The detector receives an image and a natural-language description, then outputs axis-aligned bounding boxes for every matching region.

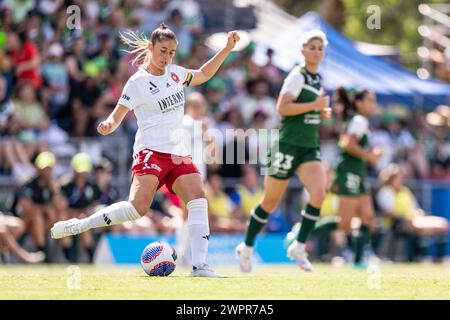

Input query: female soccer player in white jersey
[51,23,240,277]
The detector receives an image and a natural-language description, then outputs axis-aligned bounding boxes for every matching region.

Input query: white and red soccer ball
[140,241,177,276]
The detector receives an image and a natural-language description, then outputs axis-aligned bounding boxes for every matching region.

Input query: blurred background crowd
[0,0,449,265]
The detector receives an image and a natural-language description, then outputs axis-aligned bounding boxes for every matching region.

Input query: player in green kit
[332,89,382,268]
[236,30,332,272]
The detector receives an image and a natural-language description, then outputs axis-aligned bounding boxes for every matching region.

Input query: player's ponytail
[335,87,355,121]
[120,23,177,68]
[120,30,152,68]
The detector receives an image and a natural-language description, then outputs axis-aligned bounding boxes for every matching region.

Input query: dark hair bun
[159,22,168,30]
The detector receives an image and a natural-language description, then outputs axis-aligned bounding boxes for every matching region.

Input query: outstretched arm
[188,31,240,87]
[97,104,129,135]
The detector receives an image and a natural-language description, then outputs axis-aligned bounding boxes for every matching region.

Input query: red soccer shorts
[131,148,199,194]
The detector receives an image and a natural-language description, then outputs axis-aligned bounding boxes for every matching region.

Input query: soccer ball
[140,241,177,276]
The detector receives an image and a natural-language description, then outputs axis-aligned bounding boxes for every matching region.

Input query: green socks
[353,225,370,263]
[244,205,270,247]
[297,204,321,243]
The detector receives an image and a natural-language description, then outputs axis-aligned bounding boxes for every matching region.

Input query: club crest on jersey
[170,72,179,83]
[149,81,160,94]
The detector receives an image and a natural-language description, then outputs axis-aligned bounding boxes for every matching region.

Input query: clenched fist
[97,121,114,135]
[225,31,240,51]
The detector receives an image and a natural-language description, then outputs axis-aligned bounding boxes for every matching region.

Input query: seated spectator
[205,173,246,233]
[0,76,35,181]
[370,110,426,177]
[230,165,263,221]
[93,158,120,207]
[86,158,121,239]
[59,153,100,262]
[17,151,66,261]
[0,210,45,263]
[376,163,449,262]
[11,78,68,160]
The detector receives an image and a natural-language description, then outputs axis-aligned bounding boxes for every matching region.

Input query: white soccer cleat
[51,218,82,239]
[235,242,253,273]
[190,264,225,278]
[287,240,313,272]
[26,251,46,264]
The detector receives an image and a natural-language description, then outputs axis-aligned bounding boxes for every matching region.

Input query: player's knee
[183,189,206,203]
[310,188,326,206]
[129,200,149,216]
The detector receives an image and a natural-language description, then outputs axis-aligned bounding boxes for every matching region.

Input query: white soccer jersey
[118,64,194,156]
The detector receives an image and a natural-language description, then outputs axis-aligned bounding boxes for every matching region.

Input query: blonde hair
[120,23,177,68]
[120,30,152,68]
[300,29,328,48]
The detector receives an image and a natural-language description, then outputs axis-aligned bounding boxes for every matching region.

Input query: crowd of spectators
[0,0,449,263]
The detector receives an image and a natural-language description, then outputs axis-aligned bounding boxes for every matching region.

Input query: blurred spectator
[376,164,449,262]
[240,45,264,81]
[41,42,69,119]
[203,77,227,117]
[0,211,45,263]
[370,109,428,178]
[88,30,120,78]
[215,107,250,180]
[247,109,274,167]
[166,0,204,35]
[2,0,36,25]
[230,165,263,220]
[0,76,36,180]
[7,29,42,88]
[93,158,120,207]
[12,81,49,133]
[423,105,450,179]
[262,48,284,95]
[240,77,278,128]
[24,10,46,46]
[71,75,113,137]
[133,0,168,33]
[16,151,65,261]
[166,8,193,60]
[183,91,215,180]
[205,173,246,233]
[59,153,100,262]
[0,7,15,34]
[11,80,65,156]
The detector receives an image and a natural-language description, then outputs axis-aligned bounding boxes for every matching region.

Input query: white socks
[79,201,141,232]
[176,221,191,266]
[187,198,210,268]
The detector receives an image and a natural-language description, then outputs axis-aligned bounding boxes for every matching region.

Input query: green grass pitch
[1,264,449,299]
